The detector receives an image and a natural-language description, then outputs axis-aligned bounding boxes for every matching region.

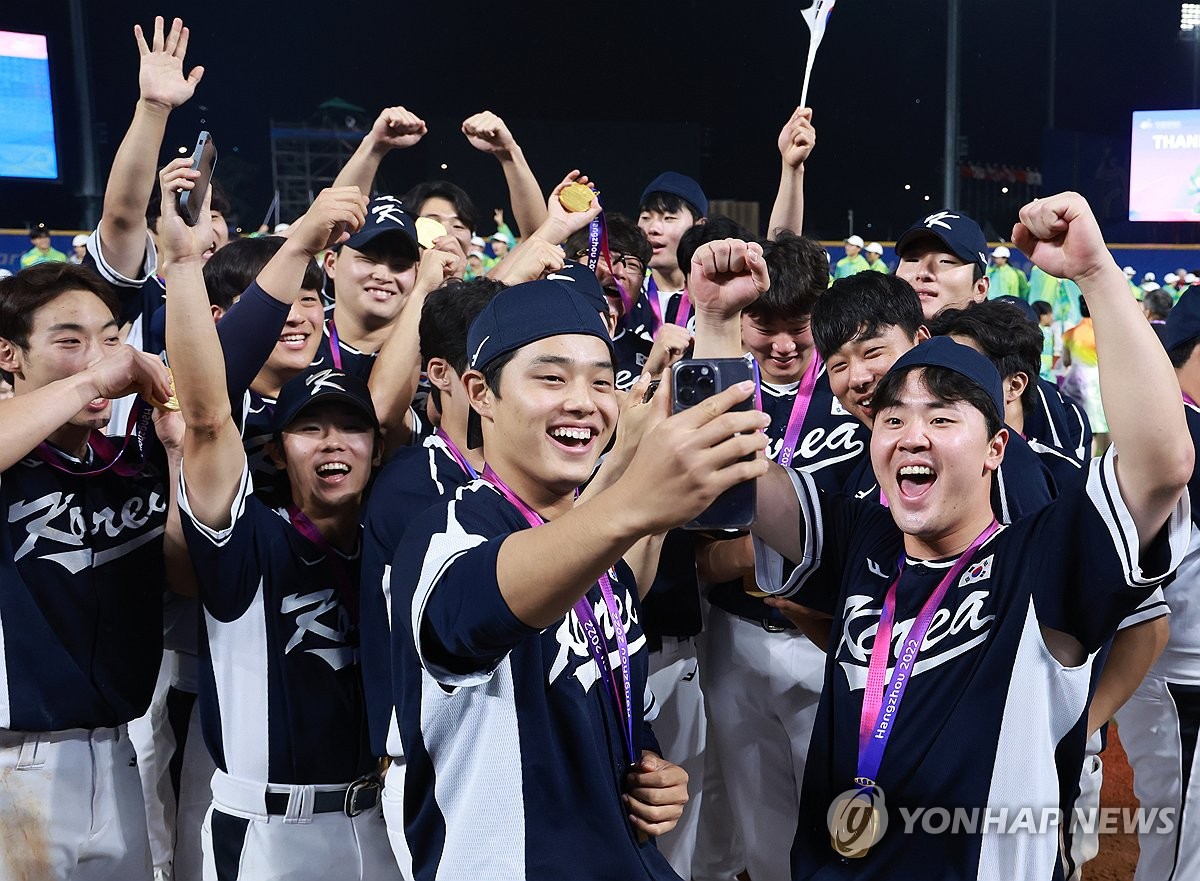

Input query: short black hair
[639,191,702,225]
[677,216,754,280]
[1143,290,1173,320]
[565,213,652,268]
[812,272,925,360]
[420,278,507,375]
[871,364,1004,439]
[1169,338,1200,368]
[0,264,122,383]
[203,236,322,312]
[146,177,232,232]
[748,232,828,324]
[402,181,479,235]
[1032,300,1053,318]
[927,300,1042,416]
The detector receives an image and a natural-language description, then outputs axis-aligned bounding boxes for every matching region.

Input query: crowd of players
[2,15,1198,881]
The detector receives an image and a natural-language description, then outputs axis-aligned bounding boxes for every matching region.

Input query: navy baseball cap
[895,210,989,275]
[545,261,609,315]
[639,172,708,218]
[1166,285,1200,350]
[272,367,380,434]
[343,196,419,259]
[885,336,1005,419]
[466,279,615,448]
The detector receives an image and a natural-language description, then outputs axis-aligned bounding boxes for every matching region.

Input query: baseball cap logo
[371,197,409,227]
[470,335,491,368]
[305,369,346,396]
[923,211,960,231]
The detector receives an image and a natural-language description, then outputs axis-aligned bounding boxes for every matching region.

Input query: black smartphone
[177,131,217,227]
[672,357,757,530]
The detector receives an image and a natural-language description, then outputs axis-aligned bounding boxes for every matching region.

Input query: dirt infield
[1088,725,1138,881]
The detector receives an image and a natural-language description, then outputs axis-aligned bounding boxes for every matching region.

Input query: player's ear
[914,325,931,344]
[974,273,990,302]
[322,249,338,278]
[983,426,1008,475]
[463,369,493,419]
[266,437,287,471]
[0,338,24,379]
[426,357,453,392]
[1004,372,1028,406]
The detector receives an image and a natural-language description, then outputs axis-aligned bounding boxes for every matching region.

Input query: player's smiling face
[326,242,418,328]
[741,313,815,385]
[267,288,325,376]
[1,288,122,431]
[895,239,988,320]
[870,369,1006,557]
[477,334,618,502]
[277,401,379,513]
[826,324,927,428]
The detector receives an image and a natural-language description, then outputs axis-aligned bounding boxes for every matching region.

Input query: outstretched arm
[100,16,204,279]
[332,106,426,196]
[462,111,547,236]
[1013,193,1193,548]
[766,107,815,239]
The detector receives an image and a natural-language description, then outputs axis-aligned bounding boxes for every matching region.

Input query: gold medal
[149,367,180,413]
[415,216,447,249]
[558,182,596,213]
[828,795,882,859]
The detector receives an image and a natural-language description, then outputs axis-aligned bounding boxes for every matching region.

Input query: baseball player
[745,193,1191,878]
[161,163,396,880]
[631,172,708,338]
[389,278,769,879]
[1112,285,1200,881]
[0,262,178,880]
[894,210,1092,462]
[693,231,868,881]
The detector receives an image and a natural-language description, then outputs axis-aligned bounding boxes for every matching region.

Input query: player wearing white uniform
[1113,286,1200,881]
[702,194,1192,878]
[0,263,179,880]
[160,164,398,880]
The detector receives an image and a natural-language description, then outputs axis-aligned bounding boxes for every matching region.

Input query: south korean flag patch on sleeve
[958,554,994,587]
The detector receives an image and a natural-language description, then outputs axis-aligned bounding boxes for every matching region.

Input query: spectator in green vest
[864,241,889,273]
[985,245,1030,300]
[833,234,870,278]
[19,228,68,269]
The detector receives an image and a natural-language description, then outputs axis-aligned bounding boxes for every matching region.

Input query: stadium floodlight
[1183,3,1200,32]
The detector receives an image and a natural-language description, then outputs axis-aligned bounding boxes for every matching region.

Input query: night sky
[3,0,1197,242]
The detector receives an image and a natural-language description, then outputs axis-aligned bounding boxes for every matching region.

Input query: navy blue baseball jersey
[1027,378,1092,463]
[842,427,1054,526]
[179,463,374,785]
[754,452,1188,879]
[612,328,655,392]
[391,481,678,880]
[0,447,167,730]
[313,313,378,381]
[708,369,868,626]
[361,433,476,758]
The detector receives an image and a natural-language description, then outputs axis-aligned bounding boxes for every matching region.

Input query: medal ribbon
[752,353,824,469]
[328,320,344,371]
[855,520,1000,790]
[587,210,633,320]
[481,464,636,767]
[645,277,691,334]
[434,427,478,479]
[34,398,154,478]
[286,505,358,620]
[1184,391,1197,407]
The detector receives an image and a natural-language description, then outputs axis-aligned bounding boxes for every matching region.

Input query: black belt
[263,775,381,818]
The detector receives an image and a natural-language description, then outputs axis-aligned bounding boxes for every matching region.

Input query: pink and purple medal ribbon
[34,398,154,478]
[1184,391,1198,407]
[645,277,691,334]
[481,464,636,767]
[752,352,824,468]
[434,428,478,479]
[587,210,633,320]
[327,320,344,371]
[854,520,1000,792]
[286,505,358,620]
